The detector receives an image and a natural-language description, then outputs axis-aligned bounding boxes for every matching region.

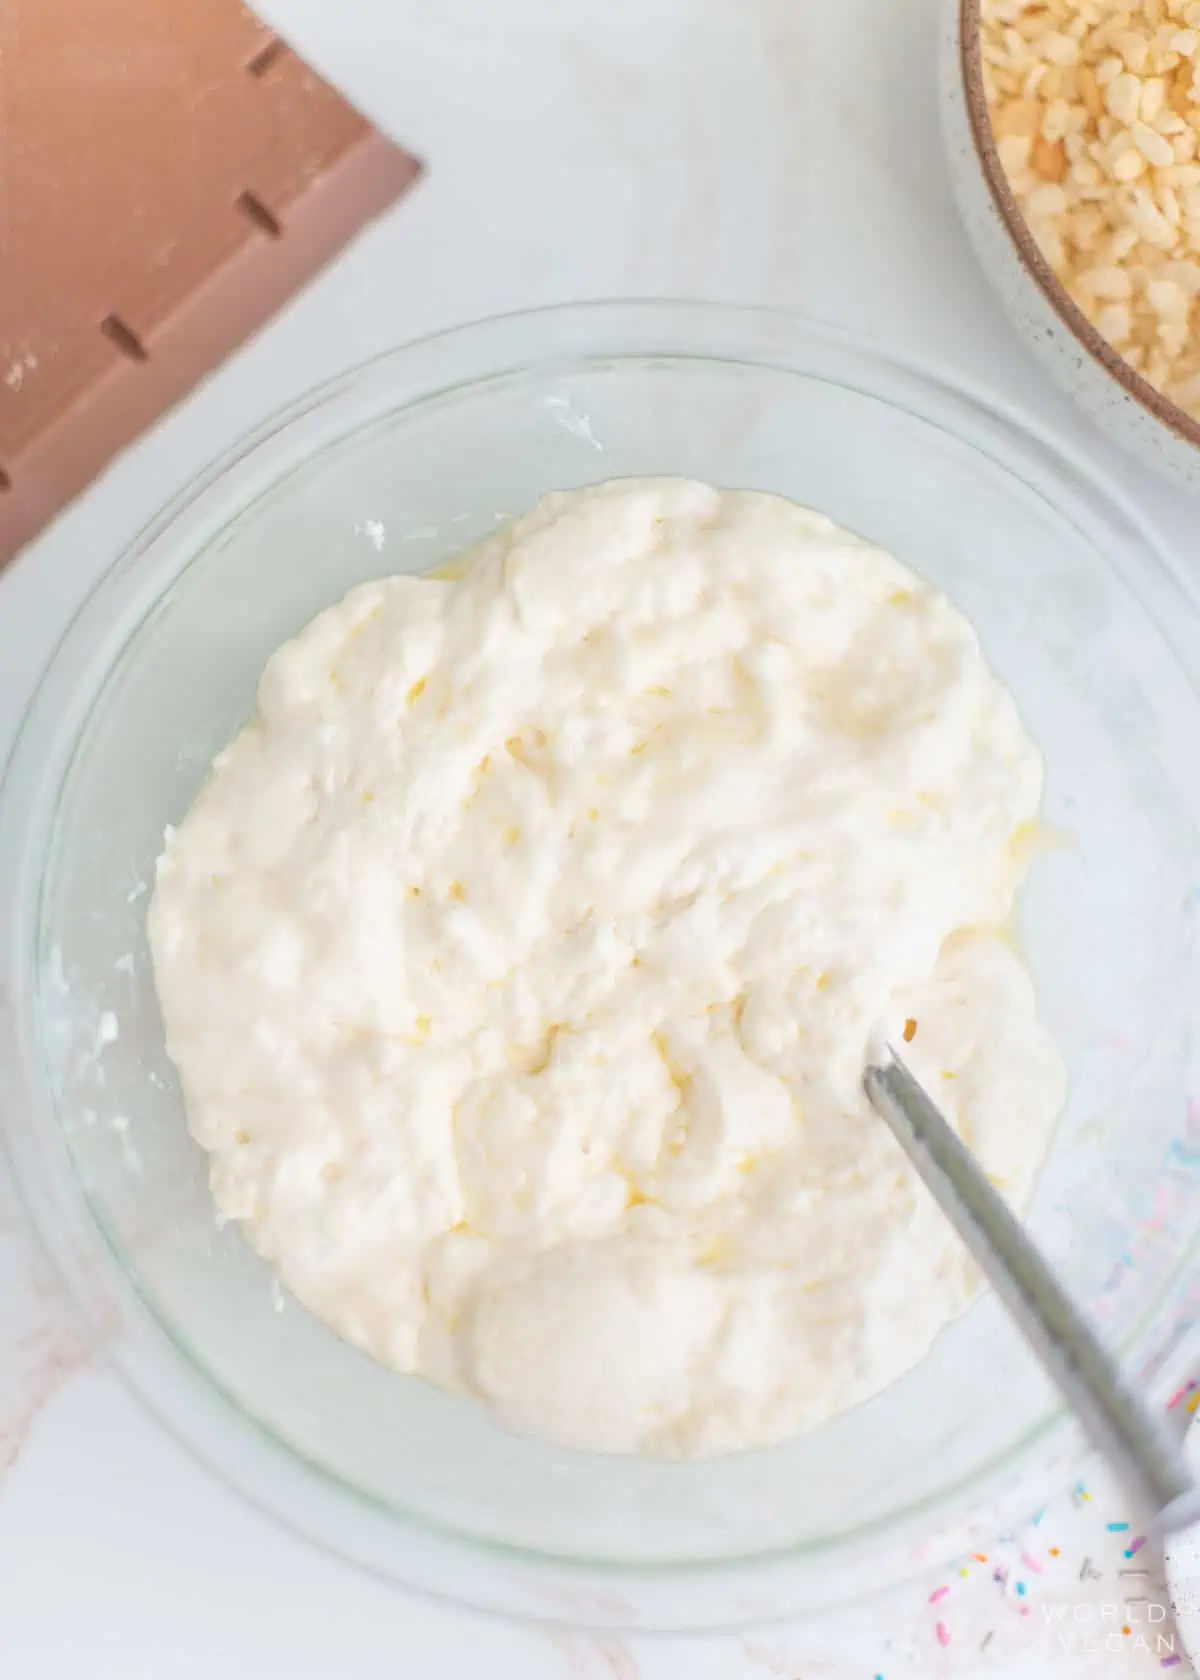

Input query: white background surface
[1,0,1198,1674]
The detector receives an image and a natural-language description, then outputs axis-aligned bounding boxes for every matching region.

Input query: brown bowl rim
[959,0,1200,454]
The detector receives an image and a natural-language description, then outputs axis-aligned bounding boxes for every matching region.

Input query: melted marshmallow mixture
[149,478,1064,1458]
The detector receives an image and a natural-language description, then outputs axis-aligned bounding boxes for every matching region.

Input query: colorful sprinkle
[1188,1389,1200,1414]
[993,1568,1008,1586]
[1016,1581,1027,1597]
[936,1621,951,1647]
[1162,1657,1182,1670]
[1123,1625,1132,1636]
[1107,1521,1131,1532]
[930,1586,950,1605]
[959,1566,969,1577]
[973,1552,989,1564]
[1166,1380,1197,1410]
[1125,1535,1148,1557]
[1021,1553,1043,1575]
[1049,1546,1060,1557]
[1030,1507,1044,1526]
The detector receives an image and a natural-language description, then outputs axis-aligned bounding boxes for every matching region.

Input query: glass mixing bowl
[3,303,1200,1630]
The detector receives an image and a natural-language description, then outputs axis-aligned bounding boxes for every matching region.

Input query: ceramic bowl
[942,0,1200,490]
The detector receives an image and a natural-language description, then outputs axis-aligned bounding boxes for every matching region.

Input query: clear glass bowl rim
[3,300,1199,1627]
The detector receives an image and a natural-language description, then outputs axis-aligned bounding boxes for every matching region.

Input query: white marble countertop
[1,1,1198,1673]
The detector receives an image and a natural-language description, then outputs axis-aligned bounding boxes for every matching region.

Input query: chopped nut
[1035,134,1069,178]
[983,0,1200,421]
[1132,117,1175,164]
[1107,70,1144,124]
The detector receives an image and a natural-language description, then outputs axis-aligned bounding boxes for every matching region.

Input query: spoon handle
[864,1052,1200,1535]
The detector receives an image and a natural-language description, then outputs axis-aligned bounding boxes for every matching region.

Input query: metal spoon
[864,1048,1200,1536]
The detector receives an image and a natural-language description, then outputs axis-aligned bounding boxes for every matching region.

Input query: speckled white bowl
[940,0,1200,491]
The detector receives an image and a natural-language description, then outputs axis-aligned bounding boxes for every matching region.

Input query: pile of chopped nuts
[981,0,1200,422]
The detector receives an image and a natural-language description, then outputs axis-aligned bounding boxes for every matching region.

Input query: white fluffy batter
[149,478,1064,1458]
